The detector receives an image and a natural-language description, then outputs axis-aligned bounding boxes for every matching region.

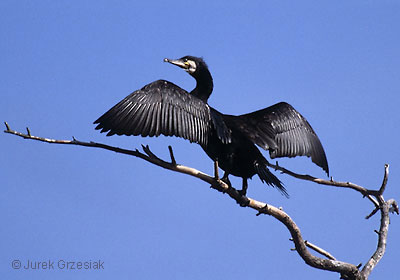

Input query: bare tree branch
[4,122,398,280]
[361,198,390,278]
[289,238,337,261]
[266,161,380,208]
[378,164,389,195]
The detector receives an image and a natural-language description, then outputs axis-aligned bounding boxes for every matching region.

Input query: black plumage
[94,56,329,196]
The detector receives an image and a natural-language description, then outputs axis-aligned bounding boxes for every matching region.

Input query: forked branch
[4,122,397,280]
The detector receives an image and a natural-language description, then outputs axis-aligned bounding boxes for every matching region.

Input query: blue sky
[2,1,399,279]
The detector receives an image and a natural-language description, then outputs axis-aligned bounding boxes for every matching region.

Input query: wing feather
[94,80,212,145]
[149,102,160,137]
[235,102,329,175]
[141,103,154,137]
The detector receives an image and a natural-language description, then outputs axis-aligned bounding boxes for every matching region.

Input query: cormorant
[94,56,329,196]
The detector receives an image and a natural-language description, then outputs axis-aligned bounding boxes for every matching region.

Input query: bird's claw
[237,195,250,207]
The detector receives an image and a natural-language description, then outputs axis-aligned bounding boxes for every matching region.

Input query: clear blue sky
[2,1,399,279]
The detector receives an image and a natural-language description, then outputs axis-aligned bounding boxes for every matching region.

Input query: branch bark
[4,122,398,279]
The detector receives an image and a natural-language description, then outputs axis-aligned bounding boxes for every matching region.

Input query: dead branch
[266,161,380,208]
[4,122,397,280]
[361,197,391,278]
[289,238,337,261]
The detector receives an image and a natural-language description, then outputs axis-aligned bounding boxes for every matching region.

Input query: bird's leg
[210,169,231,193]
[221,173,249,207]
[221,171,232,188]
[237,178,250,207]
[238,178,248,197]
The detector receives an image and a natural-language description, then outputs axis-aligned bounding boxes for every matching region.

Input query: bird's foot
[236,178,249,206]
[238,188,247,197]
[236,189,250,207]
[237,195,250,207]
[221,176,232,188]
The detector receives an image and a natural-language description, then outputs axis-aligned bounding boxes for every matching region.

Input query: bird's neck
[190,70,213,102]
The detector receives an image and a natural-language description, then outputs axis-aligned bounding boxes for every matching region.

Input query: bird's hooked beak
[164,58,189,70]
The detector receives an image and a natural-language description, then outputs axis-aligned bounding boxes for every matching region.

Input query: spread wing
[236,102,329,175]
[94,80,212,146]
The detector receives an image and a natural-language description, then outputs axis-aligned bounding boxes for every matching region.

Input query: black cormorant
[94,56,329,196]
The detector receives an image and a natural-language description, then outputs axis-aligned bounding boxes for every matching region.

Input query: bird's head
[164,55,213,101]
[164,56,208,76]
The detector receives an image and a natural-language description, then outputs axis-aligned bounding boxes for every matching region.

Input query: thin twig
[214,160,219,179]
[305,240,337,261]
[267,161,380,207]
[168,145,177,165]
[289,238,337,260]
[388,199,399,215]
[378,164,389,195]
[365,207,380,220]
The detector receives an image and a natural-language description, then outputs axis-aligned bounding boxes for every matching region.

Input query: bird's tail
[254,162,289,197]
